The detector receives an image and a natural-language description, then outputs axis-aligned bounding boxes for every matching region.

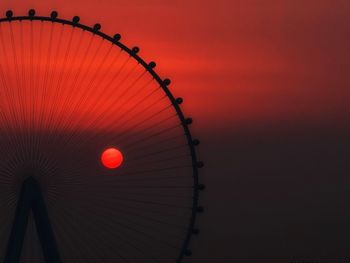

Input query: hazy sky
[0,0,349,262]
[1,0,349,130]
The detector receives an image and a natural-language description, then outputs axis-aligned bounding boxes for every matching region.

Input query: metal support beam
[4,177,61,263]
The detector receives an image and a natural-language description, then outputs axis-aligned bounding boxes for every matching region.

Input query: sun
[101,148,123,169]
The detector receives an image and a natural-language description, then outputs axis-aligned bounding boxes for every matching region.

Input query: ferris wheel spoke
[63,198,187,239]
[47,27,83,135]
[106,78,158,125]
[93,203,188,231]
[56,201,164,263]
[123,124,182,150]
[59,44,115,133]
[0,191,17,212]
[45,26,75,138]
[127,154,190,168]
[56,86,165,156]
[48,28,85,133]
[37,21,54,141]
[59,68,149,149]
[0,26,27,163]
[51,113,181,164]
[58,190,190,222]
[94,189,192,200]
[42,24,65,135]
[121,103,173,134]
[54,204,125,262]
[58,185,192,209]
[110,110,177,144]
[64,200,183,250]
[64,57,139,133]
[51,55,133,148]
[57,36,97,134]
[127,133,184,152]
[127,146,188,164]
[95,175,192,184]
[18,22,31,160]
[59,39,108,135]
[110,90,167,132]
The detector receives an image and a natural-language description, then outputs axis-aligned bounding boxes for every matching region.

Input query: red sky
[0,0,349,133]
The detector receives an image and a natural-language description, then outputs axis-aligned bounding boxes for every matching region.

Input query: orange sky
[0,0,349,134]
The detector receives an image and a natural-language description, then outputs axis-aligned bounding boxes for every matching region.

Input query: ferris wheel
[0,9,204,263]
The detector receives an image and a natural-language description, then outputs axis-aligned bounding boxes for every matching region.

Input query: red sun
[101,148,123,169]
